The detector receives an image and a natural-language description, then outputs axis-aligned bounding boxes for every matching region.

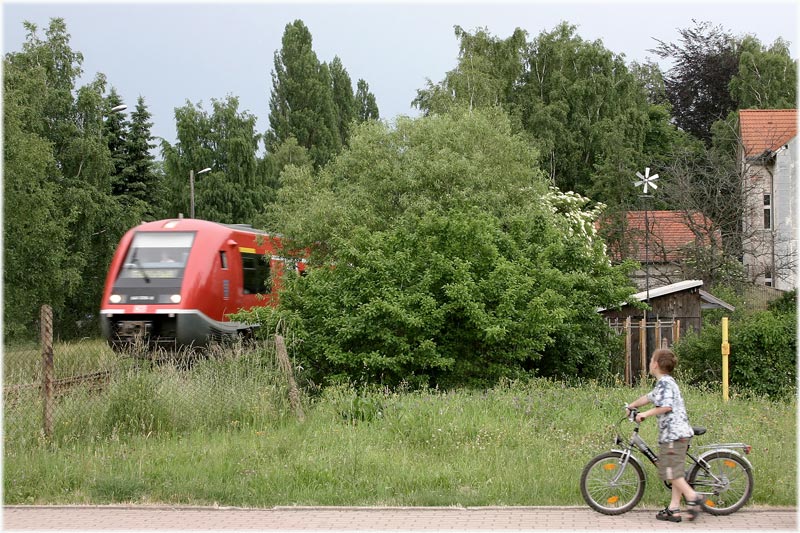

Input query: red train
[100,218,301,349]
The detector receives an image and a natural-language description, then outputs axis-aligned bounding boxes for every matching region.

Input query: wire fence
[3,305,303,448]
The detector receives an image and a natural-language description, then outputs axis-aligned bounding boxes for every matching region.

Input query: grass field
[3,341,796,508]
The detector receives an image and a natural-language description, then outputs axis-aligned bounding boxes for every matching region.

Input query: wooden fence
[608,317,681,385]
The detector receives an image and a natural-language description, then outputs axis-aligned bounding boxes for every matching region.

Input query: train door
[218,242,232,316]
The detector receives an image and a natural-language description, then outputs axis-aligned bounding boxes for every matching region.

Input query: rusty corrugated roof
[739,109,797,158]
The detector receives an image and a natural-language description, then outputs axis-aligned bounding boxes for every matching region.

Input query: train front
[100,219,221,349]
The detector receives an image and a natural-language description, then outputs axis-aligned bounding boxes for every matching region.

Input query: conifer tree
[105,87,129,195]
[122,95,160,217]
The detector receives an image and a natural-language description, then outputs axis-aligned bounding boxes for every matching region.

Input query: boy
[626,348,701,522]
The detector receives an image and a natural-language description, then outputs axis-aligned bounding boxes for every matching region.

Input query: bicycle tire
[580,451,646,515]
[687,450,754,515]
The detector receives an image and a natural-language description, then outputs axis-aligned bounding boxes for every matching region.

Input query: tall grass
[3,348,796,508]
[3,338,119,385]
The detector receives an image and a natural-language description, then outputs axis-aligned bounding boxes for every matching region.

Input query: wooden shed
[600,280,734,383]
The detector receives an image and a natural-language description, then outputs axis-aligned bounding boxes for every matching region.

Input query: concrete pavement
[3,505,797,531]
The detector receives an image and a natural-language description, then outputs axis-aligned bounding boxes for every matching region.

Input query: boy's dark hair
[653,348,677,374]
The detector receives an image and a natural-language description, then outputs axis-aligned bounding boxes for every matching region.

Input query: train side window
[219,251,228,269]
[242,252,271,294]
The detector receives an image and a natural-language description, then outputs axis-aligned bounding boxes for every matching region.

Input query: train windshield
[118,232,195,280]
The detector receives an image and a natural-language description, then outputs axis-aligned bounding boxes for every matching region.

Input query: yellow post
[721,317,730,402]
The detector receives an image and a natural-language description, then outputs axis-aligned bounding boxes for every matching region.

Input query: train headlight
[109,294,123,304]
[169,294,182,304]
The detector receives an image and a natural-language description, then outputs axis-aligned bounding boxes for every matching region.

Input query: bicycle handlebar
[624,403,639,423]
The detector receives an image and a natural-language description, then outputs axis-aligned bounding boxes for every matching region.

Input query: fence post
[275,335,305,422]
[639,318,647,382]
[624,317,632,385]
[40,304,54,439]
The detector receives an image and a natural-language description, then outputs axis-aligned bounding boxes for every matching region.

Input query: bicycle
[580,406,754,516]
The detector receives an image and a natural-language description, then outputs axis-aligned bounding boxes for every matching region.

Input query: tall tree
[355,79,379,121]
[162,96,268,224]
[513,23,651,200]
[650,20,739,145]
[105,87,128,189]
[413,25,527,115]
[329,56,356,146]
[122,95,161,218]
[266,20,341,168]
[729,35,797,109]
[3,39,70,338]
[4,18,140,336]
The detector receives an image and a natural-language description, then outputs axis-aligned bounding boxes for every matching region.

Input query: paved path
[3,505,796,531]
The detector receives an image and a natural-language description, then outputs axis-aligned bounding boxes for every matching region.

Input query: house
[601,210,721,291]
[738,109,797,290]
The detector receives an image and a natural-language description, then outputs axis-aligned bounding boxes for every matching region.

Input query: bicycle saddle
[692,426,707,436]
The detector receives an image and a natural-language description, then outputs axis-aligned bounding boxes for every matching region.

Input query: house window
[765,269,773,287]
[763,194,772,229]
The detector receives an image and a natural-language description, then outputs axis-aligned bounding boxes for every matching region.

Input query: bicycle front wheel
[687,451,754,515]
[580,451,645,515]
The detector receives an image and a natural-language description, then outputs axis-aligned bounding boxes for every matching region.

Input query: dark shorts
[658,439,690,481]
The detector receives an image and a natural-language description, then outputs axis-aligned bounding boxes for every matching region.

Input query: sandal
[685,500,701,521]
[656,507,682,522]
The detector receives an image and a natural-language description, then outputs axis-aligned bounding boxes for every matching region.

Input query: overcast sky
[3,0,798,149]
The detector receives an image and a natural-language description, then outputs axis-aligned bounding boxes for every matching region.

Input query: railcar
[100,218,300,349]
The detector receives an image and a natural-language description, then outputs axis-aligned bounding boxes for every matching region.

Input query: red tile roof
[601,211,720,263]
[739,109,797,158]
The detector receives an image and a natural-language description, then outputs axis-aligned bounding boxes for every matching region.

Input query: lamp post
[189,167,211,219]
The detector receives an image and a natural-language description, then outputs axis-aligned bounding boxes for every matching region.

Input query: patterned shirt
[647,375,694,443]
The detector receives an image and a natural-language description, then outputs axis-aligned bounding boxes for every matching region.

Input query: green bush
[247,109,636,389]
[675,290,796,399]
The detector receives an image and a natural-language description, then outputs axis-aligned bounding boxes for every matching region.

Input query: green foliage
[3,18,147,338]
[413,25,527,115]
[121,96,162,219]
[651,21,739,146]
[255,109,635,388]
[161,96,269,224]
[730,36,797,109]
[675,290,796,399]
[514,23,652,200]
[266,20,341,168]
[355,79,379,121]
[329,56,356,146]
[3,54,69,337]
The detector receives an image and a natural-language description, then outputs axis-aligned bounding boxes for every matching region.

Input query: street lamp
[189,167,212,219]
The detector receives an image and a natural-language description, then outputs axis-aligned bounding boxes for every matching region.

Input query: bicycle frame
[611,410,754,490]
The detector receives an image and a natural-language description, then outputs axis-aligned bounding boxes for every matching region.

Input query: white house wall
[773,136,797,290]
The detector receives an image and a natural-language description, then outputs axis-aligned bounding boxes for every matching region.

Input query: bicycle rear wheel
[580,451,645,515]
[688,451,754,515]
